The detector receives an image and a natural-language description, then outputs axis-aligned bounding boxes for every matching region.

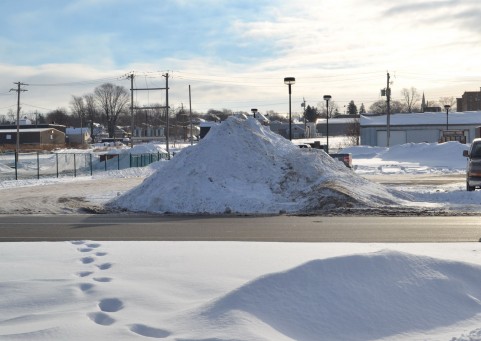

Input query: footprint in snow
[87,312,115,326]
[81,256,95,264]
[96,263,113,270]
[99,298,124,312]
[76,271,93,278]
[93,277,113,283]
[129,324,171,338]
[78,283,95,292]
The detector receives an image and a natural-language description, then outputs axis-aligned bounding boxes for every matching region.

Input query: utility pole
[128,73,134,148]
[381,72,391,147]
[386,72,391,147]
[302,97,306,136]
[10,82,28,163]
[189,85,193,146]
[163,73,170,159]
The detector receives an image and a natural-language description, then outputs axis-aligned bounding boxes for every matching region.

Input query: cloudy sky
[0,0,480,117]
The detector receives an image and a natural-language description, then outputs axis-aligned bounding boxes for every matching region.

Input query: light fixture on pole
[284,77,295,141]
[251,108,258,118]
[323,95,332,153]
[444,104,451,130]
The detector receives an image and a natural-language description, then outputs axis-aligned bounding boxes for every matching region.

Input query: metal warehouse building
[361,111,481,146]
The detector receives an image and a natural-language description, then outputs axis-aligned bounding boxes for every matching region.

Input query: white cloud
[1,0,481,116]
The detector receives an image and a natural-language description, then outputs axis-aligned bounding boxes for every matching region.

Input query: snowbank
[3,242,481,340]
[343,141,468,175]
[110,117,403,214]
[200,250,481,340]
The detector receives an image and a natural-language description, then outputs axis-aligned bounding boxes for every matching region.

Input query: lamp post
[251,108,258,118]
[323,95,332,153]
[284,77,295,141]
[444,104,451,130]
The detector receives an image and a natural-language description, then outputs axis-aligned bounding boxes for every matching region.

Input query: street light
[323,95,332,153]
[251,108,258,118]
[444,104,451,130]
[284,77,295,141]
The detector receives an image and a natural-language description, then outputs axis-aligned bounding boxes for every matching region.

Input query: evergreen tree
[347,100,358,115]
[359,103,366,114]
[304,105,320,122]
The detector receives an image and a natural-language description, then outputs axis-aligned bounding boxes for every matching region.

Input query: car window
[472,143,481,157]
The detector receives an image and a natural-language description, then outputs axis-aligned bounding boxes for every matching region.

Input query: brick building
[457,87,481,112]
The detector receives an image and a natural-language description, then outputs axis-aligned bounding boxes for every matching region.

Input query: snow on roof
[316,117,358,124]
[110,117,402,214]
[66,127,90,134]
[0,128,58,133]
[361,111,481,126]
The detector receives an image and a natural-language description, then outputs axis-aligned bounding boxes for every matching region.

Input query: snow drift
[199,250,481,341]
[110,117,404,214]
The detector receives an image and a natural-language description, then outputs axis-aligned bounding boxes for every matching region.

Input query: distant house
[316,116,359,137]
[269,122,306,139]
[457,87,481,112]
[423,106,442,112]
[66,127,91,144]
[0,128,65,146]
[360,111,481,146]
[0,120,66,147]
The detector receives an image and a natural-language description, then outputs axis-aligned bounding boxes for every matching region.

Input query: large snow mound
[200,250,481,341]
[110,117,403,214]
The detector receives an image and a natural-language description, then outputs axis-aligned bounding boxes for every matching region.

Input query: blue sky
[1,0,481,116]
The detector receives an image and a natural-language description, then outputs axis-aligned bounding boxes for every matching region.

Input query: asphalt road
[1,214,481,242]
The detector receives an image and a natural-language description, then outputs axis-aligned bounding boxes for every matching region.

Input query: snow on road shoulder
[343,141,468,175]
[109,117,403,214]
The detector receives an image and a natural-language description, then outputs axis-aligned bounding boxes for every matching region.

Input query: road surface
[1,214,481,242]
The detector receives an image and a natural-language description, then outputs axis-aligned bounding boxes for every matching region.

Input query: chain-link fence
[0,151,169,181]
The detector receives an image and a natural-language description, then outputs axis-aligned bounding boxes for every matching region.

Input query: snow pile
[198,250,481,340]
[110,117,402,214]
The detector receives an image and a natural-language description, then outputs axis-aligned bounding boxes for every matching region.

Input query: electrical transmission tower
[128,72,170,158]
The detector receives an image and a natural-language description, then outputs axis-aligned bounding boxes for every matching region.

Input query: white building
[361,111,481,146]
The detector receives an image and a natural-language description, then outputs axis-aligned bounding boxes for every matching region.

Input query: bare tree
[46,108,70,125]
[70,95,86,128]
[345,117,360,146]
[317,100,339,118]
[439,96,456,110]
[401,87,420,112]
[369,99,404,114]
[6,108,15,123]
[84,94,98,137]
[94,83,130,138]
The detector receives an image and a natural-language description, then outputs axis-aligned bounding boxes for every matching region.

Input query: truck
[463,138,481,191]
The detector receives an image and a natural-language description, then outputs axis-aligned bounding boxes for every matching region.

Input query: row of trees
[302,100,366,123]
[369,87,456,114]
[0,83,459,139]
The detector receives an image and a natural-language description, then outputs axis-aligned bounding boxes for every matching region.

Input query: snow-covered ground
[2,117,481,340]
